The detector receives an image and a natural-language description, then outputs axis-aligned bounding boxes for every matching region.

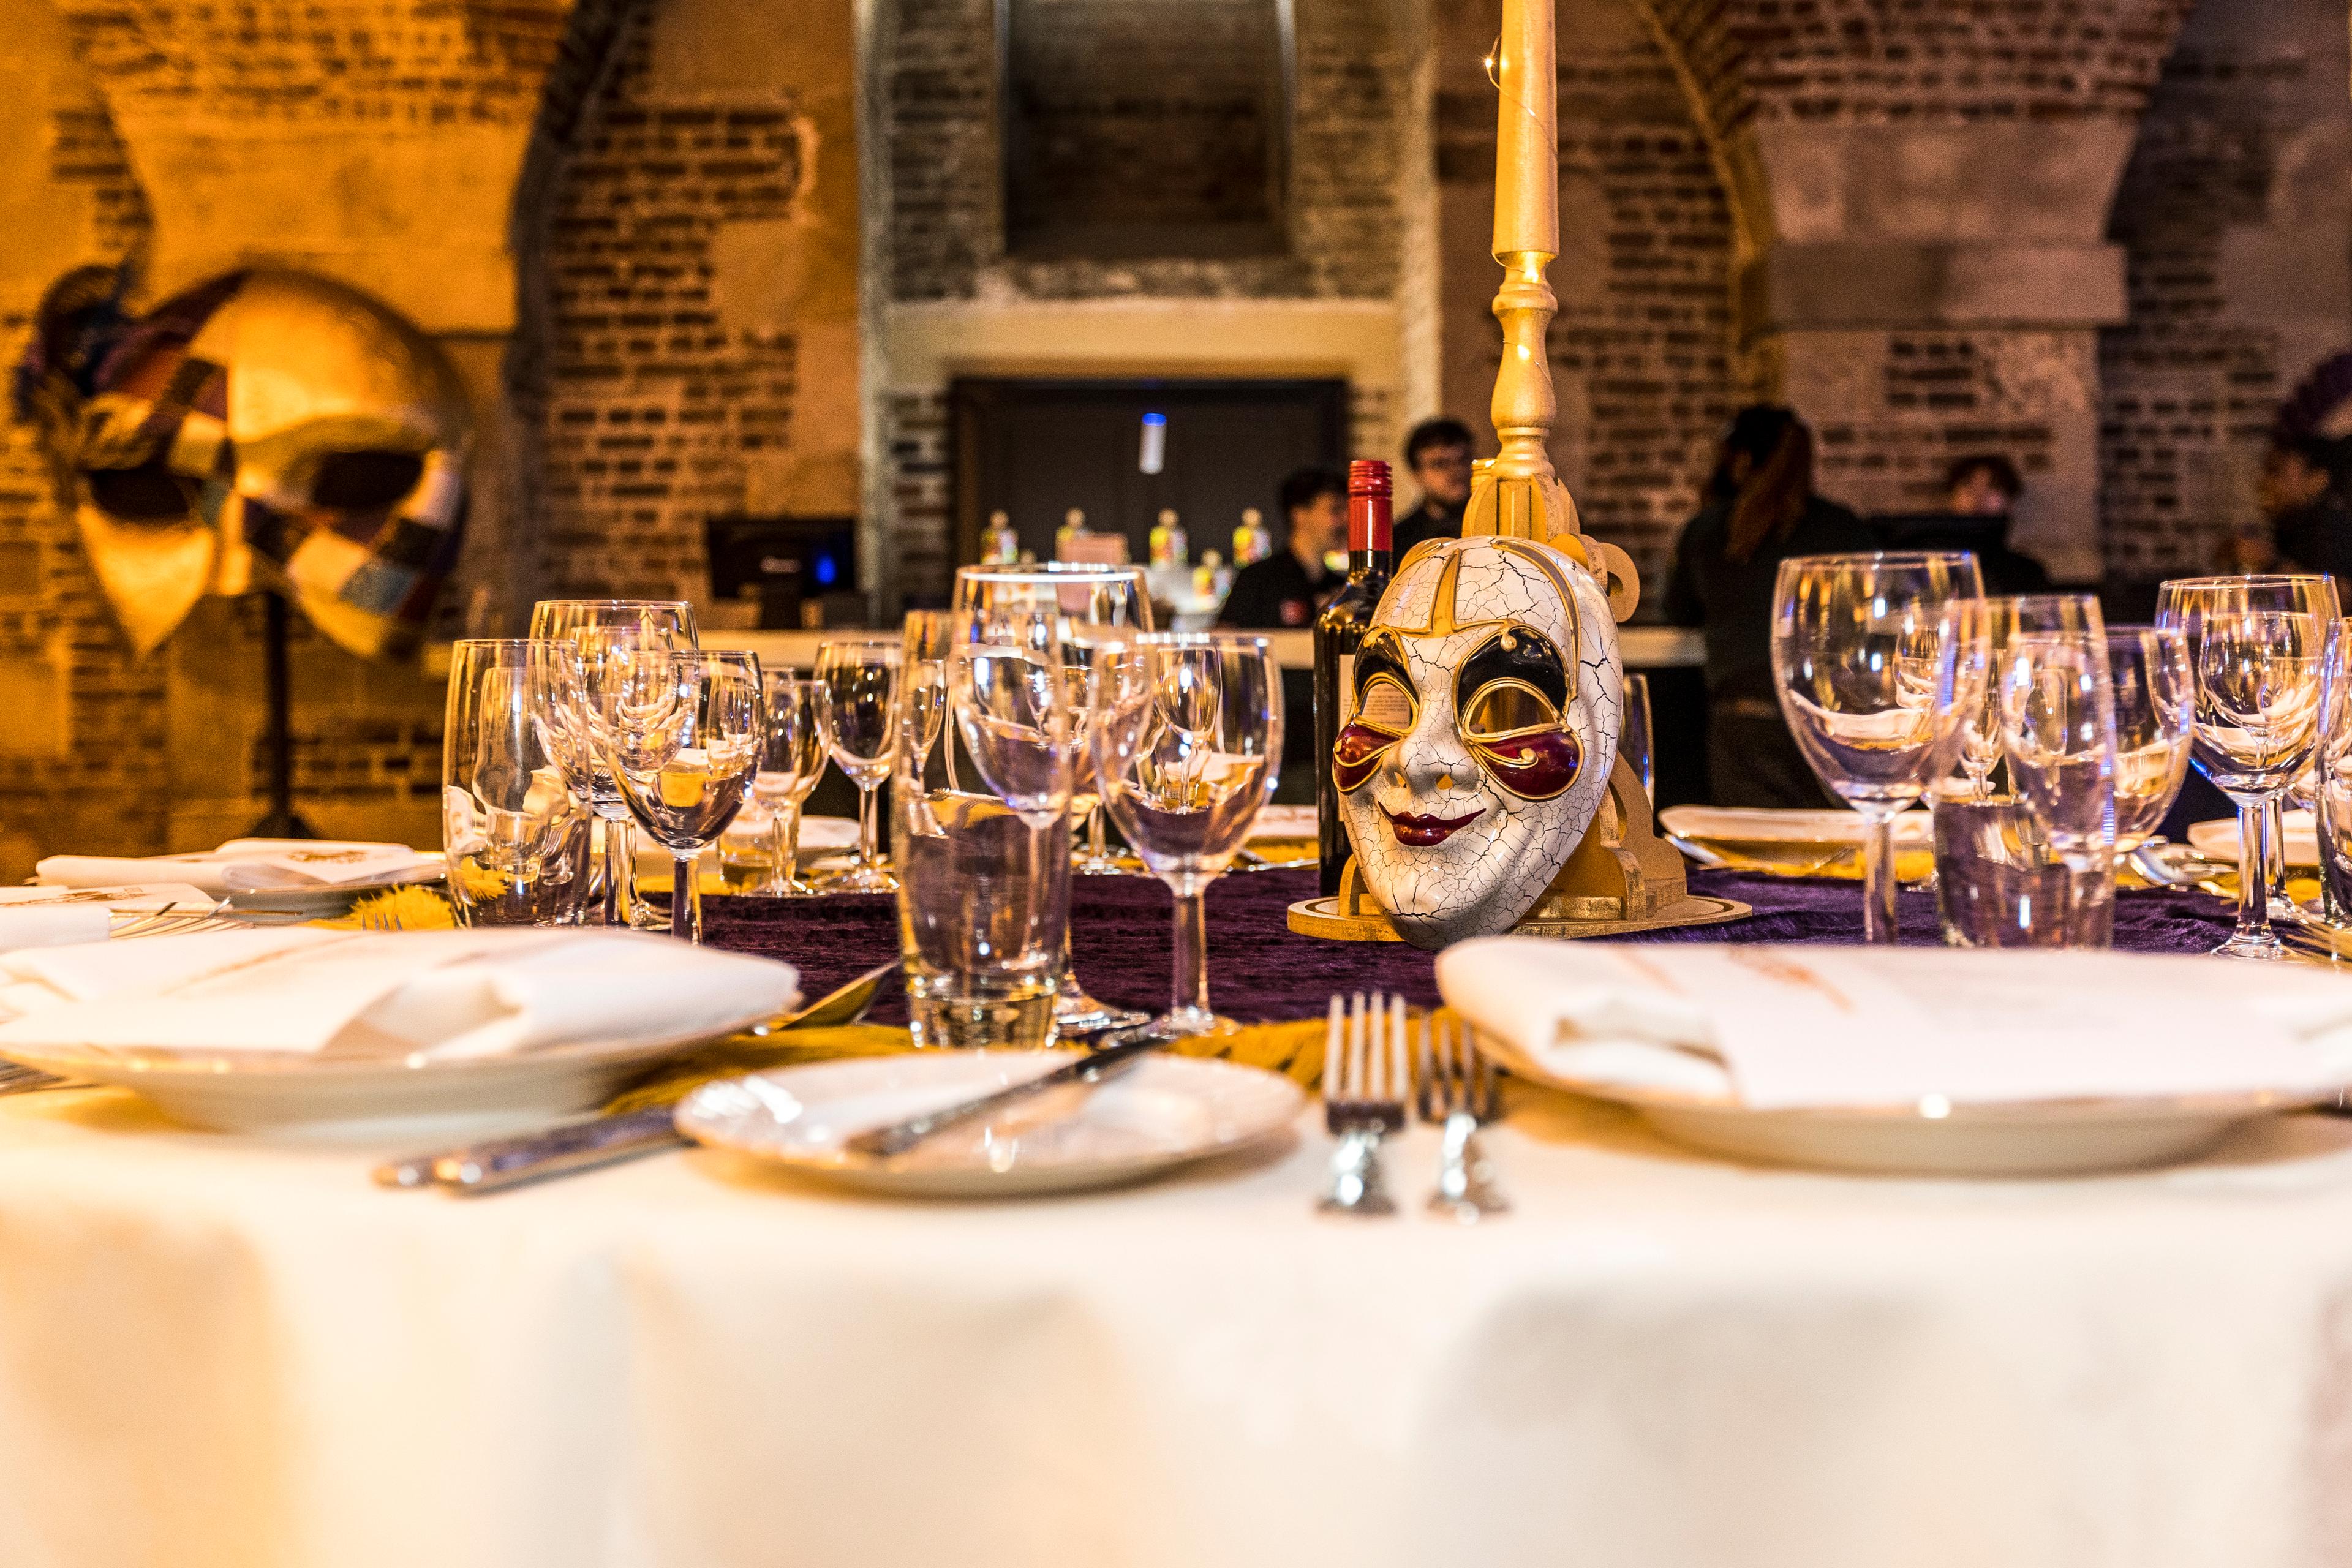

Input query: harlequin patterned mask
[15,267,469,658]
[1333,535,1619,948]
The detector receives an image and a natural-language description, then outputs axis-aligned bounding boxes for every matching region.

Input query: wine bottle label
[1338,652,1357,727]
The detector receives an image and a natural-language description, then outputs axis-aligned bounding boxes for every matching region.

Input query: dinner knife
[842,1036,1156,1159]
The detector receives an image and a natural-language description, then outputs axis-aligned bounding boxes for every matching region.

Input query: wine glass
[752,671,826,896]
[900,612,952,782]
[1093,633,1281,1038]
[814,636,903,892]
[529,599,699,927]
[955,564,1155,1033]
[441,640,596,925]
[1997,596,2117,886]
[2156,574,2338,959]
[2106,626,2192,855]
[2313,619,2352,923]
[596,648,762,943]
[954,564,1153,875]
[1619,673,1655,802]
[1772,552,1985,943]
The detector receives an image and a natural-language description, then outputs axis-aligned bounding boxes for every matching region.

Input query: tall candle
[1490,0,1559,258]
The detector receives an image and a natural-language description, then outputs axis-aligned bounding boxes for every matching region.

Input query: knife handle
[427,1106,686,1195]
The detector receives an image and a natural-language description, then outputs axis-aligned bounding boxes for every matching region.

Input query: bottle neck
[1347,493,1392,576]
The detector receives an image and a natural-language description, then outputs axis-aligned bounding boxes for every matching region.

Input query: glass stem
[780,800,804,889]
[1087,801,1108,863]
[1862,812,1899,944]
[857,780,881,869]
[672,853,702,943]
[600,815,629,926]
[1172,888,1211,1020]
[2266,796,2290,903]
[2237,798,2276,944]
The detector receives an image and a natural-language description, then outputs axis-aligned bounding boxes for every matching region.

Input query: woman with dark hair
[1666,405,1875,809]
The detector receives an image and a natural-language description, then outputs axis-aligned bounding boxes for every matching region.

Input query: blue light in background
[815,554,840,586]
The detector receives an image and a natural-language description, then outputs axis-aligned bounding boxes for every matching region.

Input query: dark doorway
[948,377,1348,573]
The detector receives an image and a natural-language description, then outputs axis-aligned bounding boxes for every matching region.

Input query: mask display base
[244,589,321,840]
[1287,756,1749,944]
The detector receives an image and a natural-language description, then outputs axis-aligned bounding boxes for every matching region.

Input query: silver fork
[1317,992,1408,1216]
[1419,1012,1507,1220]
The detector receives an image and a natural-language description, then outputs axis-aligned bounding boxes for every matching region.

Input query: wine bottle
[1314,459,1393,897]
[983,509,1019,564]
[1233,507,1271,565]
[1150,508,1188,568]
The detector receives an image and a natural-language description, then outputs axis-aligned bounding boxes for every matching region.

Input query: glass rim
[2156,573,2335,590]
[529,597,697,609]
[449,636,576,650]
[1116,631,1273,649]
[954,563,1147,581]
[1775,550,1982,569]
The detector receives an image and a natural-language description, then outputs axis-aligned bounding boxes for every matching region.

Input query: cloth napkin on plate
[1657,807,1935,849]
[1437,938,2352,1110]
[2187,810,2319,867]
[0,903,111,955]
[36,839,435,895]
[0,928,799,1062]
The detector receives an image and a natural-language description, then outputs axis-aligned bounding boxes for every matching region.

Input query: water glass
[529,598,699,927]
[2156,574,2338,959]
[1619,673,1654,802]
[2106,626,2192,853]
[752,671,826,895]
[1093,633,1281,1037]
[955,563,1155,1033]
[894,604,1074,1049]
[1771,551,1985,942]
[597,648,763,943]
[2314,620,2352,922]
[1932,795,2114,948]
[441,639,596,925]
[814,636,904,892]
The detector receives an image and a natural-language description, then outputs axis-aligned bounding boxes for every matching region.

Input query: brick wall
[1438,0,1735,599]
[2098,0,2352,582]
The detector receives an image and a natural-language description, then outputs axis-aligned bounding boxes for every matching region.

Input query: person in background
[1667,405,1877,809]
[1393,417,1476,559]
[1216,466,1347,630]
[1943,453,2051,594]
[2247,432,2352,579]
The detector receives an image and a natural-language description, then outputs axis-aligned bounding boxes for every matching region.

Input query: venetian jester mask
[1333,534,1619,948]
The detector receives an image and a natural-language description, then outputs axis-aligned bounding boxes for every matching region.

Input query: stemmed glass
[1093,633,1282,1037]
[2313,620,2352,923]
[1772,552,1985,943]
[752,671,826,895]
[1997,596,2119,942]
[530,599,699,927]
[2155,575,2338,959]
[441,639,597,926]
[814,636,903,892]
[594,648,763,943]
[900,612,952,782]
[2106,626,2192,855]
[956,565,1153,875]
[954,564,1154,1033]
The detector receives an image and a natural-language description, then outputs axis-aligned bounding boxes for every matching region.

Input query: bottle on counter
[1055,508,1087,560]
[1194,548,1229,606]
[1313,459,1395,897]
[1150,508,1188,568]
[982,508,1019,565]
[1233,507,1272,566]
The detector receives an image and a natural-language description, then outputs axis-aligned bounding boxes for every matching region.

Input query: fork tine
[1324,995,1344,1099]
[1415,1011,1434,1121]
[1388,995,1408,1109]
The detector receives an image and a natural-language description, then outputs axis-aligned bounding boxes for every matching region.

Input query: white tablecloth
[8,1086,2352,1567]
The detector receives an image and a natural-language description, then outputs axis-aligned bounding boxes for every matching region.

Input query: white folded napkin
[37,839,435,895]
[1438,939,2352,1110]
[1658,807,1934,848]
[0,883,219,915]
[2187,811,2318,867]
[0,904,111,955]
[0,928,799,1063]
[1251,805,1318,840]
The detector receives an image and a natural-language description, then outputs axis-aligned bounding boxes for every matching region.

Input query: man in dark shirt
[2258,433,2352,580]
[1393,417,1474,559]
[1218,466,1347,630]
[1943,454,2052,594]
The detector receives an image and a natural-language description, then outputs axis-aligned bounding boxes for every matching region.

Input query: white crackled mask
[1333,535,1619,948]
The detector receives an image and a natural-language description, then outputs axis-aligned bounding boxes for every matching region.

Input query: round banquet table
[10,870,2352,1568]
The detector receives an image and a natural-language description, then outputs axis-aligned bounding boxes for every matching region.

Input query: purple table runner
[700,867,2238,1029]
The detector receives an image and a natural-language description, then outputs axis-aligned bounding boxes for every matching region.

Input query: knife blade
[842,1036,1156,1159]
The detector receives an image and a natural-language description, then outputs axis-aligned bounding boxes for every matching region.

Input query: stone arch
[2096,0,2352,586]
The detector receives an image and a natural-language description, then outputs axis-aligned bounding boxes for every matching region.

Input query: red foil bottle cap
[1348,459,1393,497]
[1347,460,1392,552]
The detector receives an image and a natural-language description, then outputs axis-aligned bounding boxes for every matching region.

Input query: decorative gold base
[1287,892,1751,943]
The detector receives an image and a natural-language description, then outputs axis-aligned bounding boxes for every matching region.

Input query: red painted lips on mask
[1382,806,1485,846]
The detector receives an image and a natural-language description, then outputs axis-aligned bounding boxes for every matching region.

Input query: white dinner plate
[1659,807,1935,850]
[1250,805,1317,842]
[0,1004,785,1136]
[677,1050,1305,1196]
[2188,811,2318,868]
[1474,1028,2343,1177]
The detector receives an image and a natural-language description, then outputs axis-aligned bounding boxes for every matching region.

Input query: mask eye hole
[311,450,423,512]
[85,461,194,522]
[1355,673,1415,734]
[1461,681,1559,741]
